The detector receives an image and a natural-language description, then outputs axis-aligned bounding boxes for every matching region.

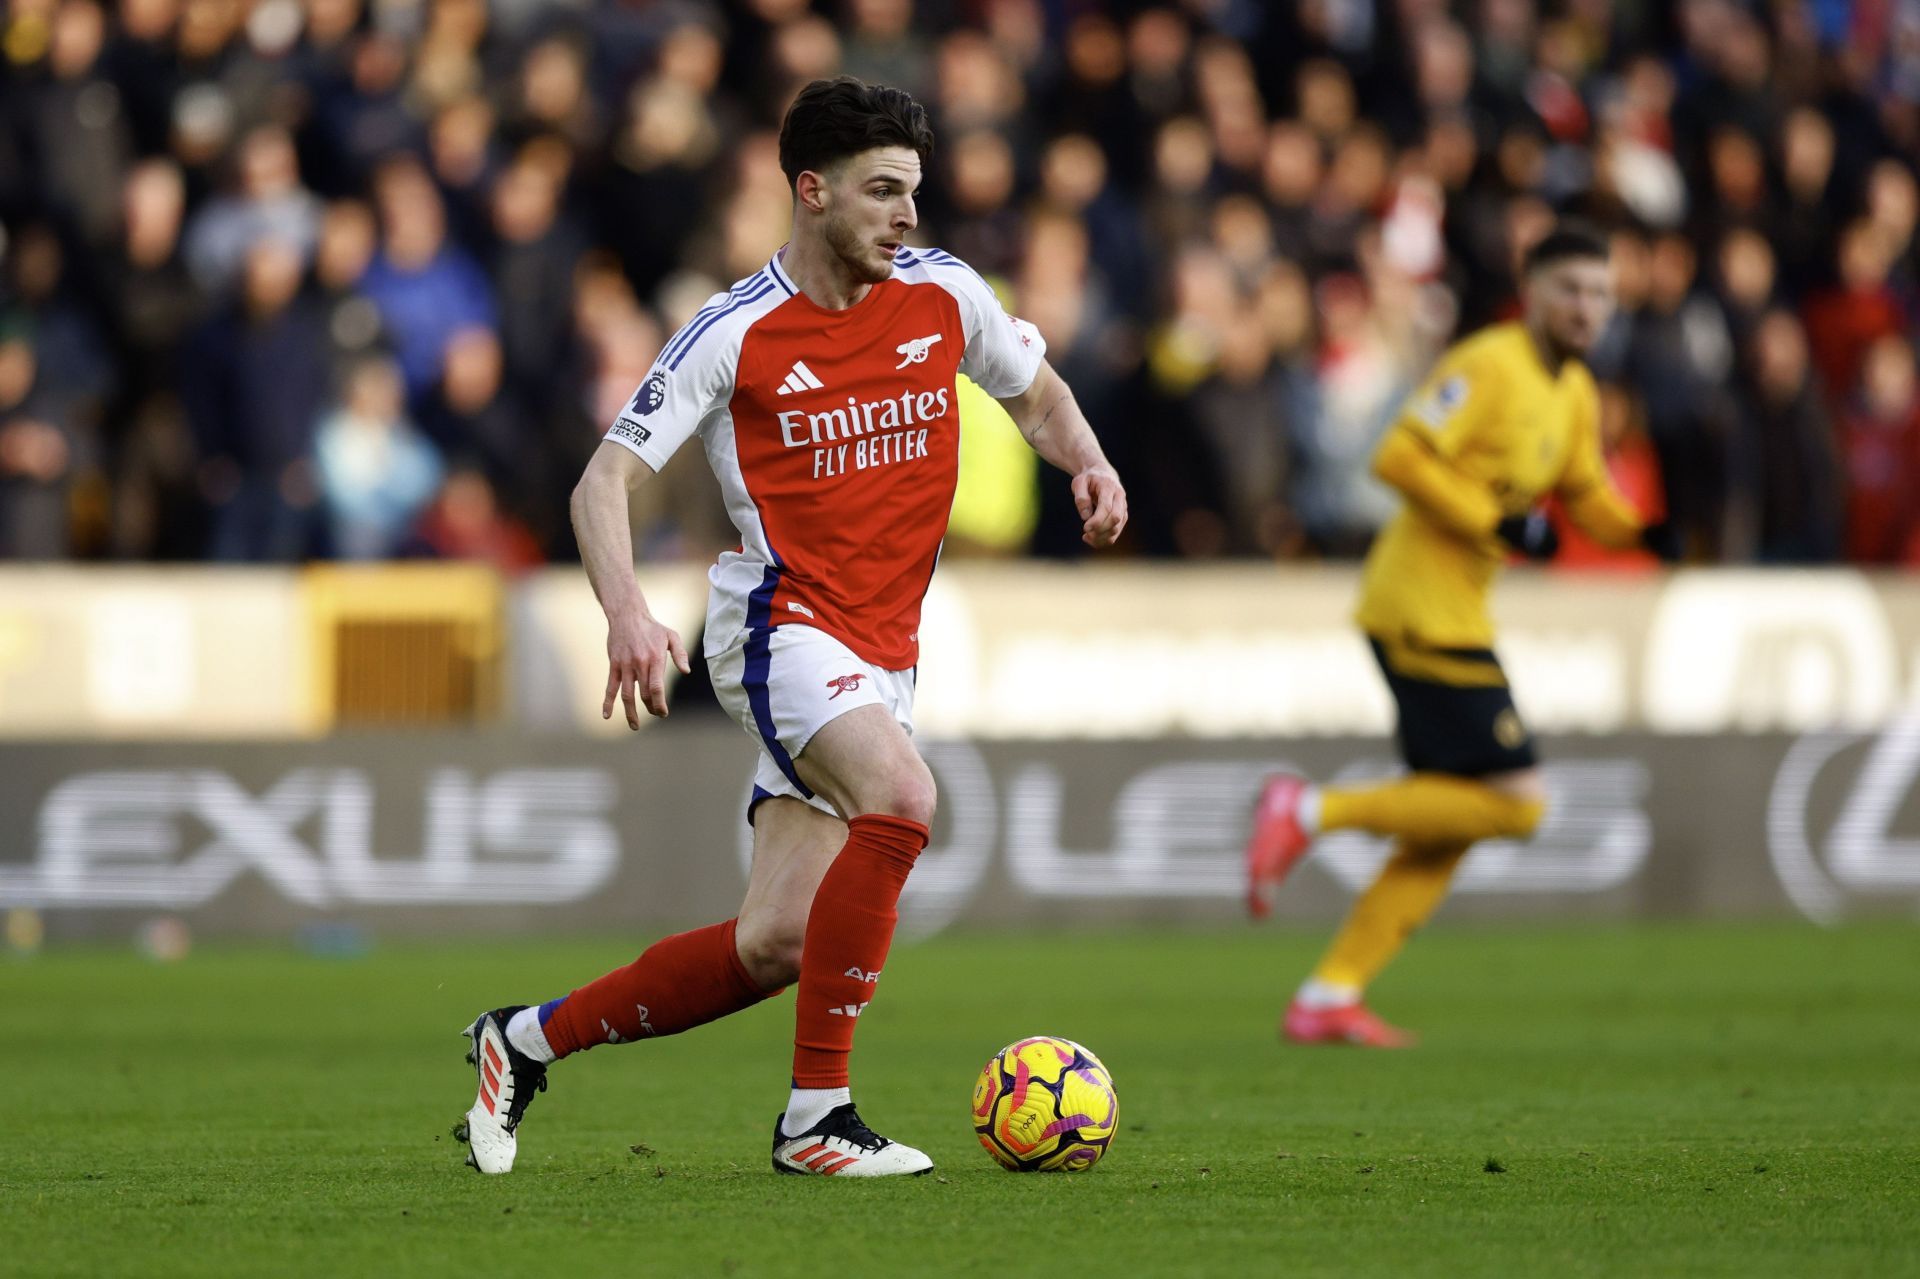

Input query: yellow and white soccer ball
[971,1036,1118,1172]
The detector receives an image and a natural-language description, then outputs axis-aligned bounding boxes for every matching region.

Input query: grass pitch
[3,922,1917,1277]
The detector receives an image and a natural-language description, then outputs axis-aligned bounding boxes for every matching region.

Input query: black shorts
[1368,636,1538,777]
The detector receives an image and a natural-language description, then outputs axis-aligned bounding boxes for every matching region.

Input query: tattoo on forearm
[1026,391,1070,443]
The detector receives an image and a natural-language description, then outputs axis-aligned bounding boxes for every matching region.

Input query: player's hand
[1494,510,1559,561]
[1072,466,1128,548]
[602,610,691,728]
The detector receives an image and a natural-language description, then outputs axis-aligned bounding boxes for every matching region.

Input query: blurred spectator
[309,32,424,187]
[409,0,487,120]
[410,465,543,572]
[0,221,111,558]
[419,325,539,531]
[358,155,495,406]
[1596,55,1686,232]
[315,354,442,559]
[1696,126,1768,242]
[1672,4,1779,167]
[0,328,81,558]
[428,95,502,250]
[184,125,322,296]
[98,159,205,559]
[1015,208,1134,556]
[942,129,1022,277]
[1775,106,1837,299]
[507,32,601,155]
[182,237,327,561]
[2,223,113,406]
[1709,226,1777,347]
[1043,15,1143,187]
[1622,230,1735,559]
[5,2,1920,570]
[99,160,202,414]
[103,0,188,159]
[487,148,586,410]
[1143,116,1216,258]
[311,197,383,363]
[1290,270,1405,556]
[842,0,930,103]
[1866,158,1920,294]
[1037,133,1151,319]
[597,78,723,294]
[935,28,1022,135]
[24,0,133,248]
[1837,334,1920,564]
[1804,220,1908,405]
[763,15,843,119]
[1261,121,1322,269]
[1729,310,1844,564]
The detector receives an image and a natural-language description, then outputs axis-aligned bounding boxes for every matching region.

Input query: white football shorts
[707,622,916,821]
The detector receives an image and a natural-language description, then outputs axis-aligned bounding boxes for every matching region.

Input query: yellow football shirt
[1355,321,1639,652]
[947,374,1038,552]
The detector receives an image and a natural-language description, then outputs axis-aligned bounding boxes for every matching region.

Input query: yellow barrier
[302,564,504,730]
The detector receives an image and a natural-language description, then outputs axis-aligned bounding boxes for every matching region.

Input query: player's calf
[1483,766,1549,837]
[733,914,806,991]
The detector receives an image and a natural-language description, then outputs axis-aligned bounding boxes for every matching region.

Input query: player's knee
[735,913,804,988]
[1486,770,1548,837]
[1501,796,1546,839]
[864,763,937,826]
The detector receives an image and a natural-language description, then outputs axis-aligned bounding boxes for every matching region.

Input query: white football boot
[771,1103,934,1177]
[454,1006,548,1174]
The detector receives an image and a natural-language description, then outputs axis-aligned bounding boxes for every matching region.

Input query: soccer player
[1244,225,1653,1047]
[455,78,1127,1176]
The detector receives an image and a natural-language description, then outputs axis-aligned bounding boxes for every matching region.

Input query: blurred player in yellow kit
[1245,225,1667,1047]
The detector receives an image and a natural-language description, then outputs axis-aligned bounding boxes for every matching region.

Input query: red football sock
[540,918,775,1058]
[791,813,928,1089]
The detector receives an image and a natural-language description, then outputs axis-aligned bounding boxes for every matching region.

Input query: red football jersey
[604,247,1045,669]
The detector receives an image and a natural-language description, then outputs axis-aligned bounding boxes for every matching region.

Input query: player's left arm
[996,359,1127,548]
[1556,379,1646,551]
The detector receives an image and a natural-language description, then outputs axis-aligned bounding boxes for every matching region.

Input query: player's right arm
[576,283,747,725]
[571,443,690,728]
[1370,352,1506,543]
[1555,379,1648,550]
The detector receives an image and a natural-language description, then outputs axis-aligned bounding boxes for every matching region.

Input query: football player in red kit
[456,77,1128,1178]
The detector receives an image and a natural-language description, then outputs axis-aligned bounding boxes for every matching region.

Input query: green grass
[3,922,1917,1277]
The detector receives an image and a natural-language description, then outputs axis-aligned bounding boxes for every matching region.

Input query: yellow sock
[1318,774,1542,844]
[1310,839,1471,991]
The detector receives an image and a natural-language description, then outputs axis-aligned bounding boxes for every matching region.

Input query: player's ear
[795,170,829,216]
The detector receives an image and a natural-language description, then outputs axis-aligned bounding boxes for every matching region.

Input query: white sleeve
[931,255,1047,398]
[603,301,739,472]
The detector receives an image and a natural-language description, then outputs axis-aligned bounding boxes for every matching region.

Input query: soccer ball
[971,1036,1118,1172]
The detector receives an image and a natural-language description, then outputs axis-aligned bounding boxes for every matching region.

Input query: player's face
[1527,256,1615,359]
[820,146,922,284]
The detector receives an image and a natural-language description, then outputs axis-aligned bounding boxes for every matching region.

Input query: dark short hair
[778,77,935,190]
[1524,223,1610,273]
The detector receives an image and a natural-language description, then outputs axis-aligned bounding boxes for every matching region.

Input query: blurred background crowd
[3,0,1920,568]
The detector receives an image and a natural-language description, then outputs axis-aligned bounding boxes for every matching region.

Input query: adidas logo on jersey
[776,361,826,395]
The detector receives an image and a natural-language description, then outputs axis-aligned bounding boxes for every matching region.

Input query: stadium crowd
[2,0,1919,567]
